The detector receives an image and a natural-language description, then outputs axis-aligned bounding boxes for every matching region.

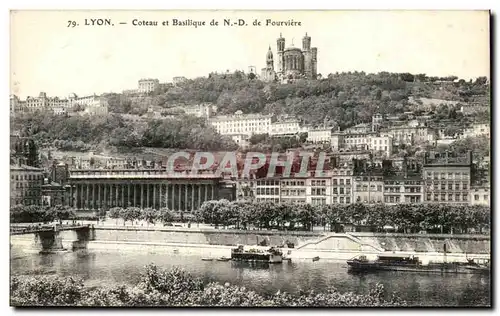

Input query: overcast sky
[10,10,489,99]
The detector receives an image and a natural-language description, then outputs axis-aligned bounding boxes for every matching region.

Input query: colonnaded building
[67,169,235,211]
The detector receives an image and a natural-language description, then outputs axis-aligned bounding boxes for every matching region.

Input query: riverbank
[10,226,490,263]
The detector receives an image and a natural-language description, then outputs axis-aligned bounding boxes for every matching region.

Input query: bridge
[10,224,96,253]
[10,224,92,235]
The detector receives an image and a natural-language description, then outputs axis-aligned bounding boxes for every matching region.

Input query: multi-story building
[307,127,334,143]
[462,123,490,139]
[84,98,109,116]
[68,93,101,108]
[52,107,67,116]
[307,177,332,205]
[269,117,306,137]
[209,111,274,136]
[383,175,423,204]
[330,167,353,205]
[369,136,393,157]
[168,103,216,119]
[10,95,20,114]
[10,136,39,168]
[254,178,281,203]
[138,78,160,93]
[383,124,436,146]
[13,92,107,114]
[10,164,44,206]
[470,185,490,206]
[352,160,385,204]
[331,130,378,151]
[279,178,307,204]
[353,174,384,204]
[422,151,472,205]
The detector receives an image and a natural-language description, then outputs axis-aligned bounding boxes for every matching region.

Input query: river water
[10,246,490,307]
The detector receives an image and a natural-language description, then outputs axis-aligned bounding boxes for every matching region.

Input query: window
[340,179,344,185]
[484,195,489,201]
[474,194,479,201]
[340,187,344,194]
[346,179,351,185]
[346,197,351,204]
[462,194,468,201]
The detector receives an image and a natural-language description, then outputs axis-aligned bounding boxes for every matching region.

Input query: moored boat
[231,245,283,263]
[346,254,489,274]
[464,258,490,274]
[216,257,231,262]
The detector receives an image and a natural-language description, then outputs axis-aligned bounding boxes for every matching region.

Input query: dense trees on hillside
[156,71,489,129]
[12,112,237,151]
[11,72,489,152]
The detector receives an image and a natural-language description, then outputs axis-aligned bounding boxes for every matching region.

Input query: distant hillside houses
[10,92,108,116]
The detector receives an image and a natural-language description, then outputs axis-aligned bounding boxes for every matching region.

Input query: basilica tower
[302,33,313,79]
[276,33,285,78]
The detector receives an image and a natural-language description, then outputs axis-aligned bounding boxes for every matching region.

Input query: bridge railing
[10,224,92,235]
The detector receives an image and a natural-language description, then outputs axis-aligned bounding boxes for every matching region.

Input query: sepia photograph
[9,9,491,308]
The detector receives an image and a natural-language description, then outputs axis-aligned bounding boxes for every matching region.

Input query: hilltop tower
[260,46,276,82]
[302,33,313,79]
[277,33,285,78]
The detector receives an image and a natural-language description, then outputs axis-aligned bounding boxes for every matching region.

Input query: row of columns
[69,183,217,211]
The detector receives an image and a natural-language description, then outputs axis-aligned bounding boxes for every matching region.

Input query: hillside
[104,72,489,129]
[11,72,489,155]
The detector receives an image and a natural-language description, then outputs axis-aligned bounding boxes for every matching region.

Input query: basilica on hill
[261,33,318,83]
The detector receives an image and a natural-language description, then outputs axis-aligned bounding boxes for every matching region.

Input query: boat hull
[231,252,283,263]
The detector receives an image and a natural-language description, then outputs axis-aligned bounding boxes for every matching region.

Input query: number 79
[67,20,77,28]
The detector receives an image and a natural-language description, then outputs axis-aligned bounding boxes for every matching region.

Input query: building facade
[10,164,44,206]
[138,78,160,93]
[209,111,274,136]
[422,152,472,205]
[307,127,334,143]
[67,169,225,211]
[269,117,306,137]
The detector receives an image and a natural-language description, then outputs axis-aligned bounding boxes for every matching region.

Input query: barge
[346,255,490,274]
[231,245,283,263]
